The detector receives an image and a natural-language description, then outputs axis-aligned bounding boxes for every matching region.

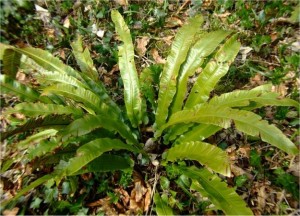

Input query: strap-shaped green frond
[181,166,253,215]
[59,114,138,145]
[153,193,174,216]
[111,10,146,127]
[140,65,162,110]
[160,104,299,155]
[155,15,203,129]
[185,35,241,108]
[12,46,83,81]
[72,154,133,175]
[163,123,194,143]
[0,174,55,208]
[0,115,72,141]
[71,36,99,81]
[175,124,221,144]
[57,138,138,178]
[171,30,231,114]
[165,141,230,176]
[2,49,21,78]
[209,84,299,108]
[80,73,122,116]
[5,102,83,118]
[17,129,58,150]
[27,139,58,160]
[42,83,110,115]
[0,74,40,102]
[36,71,88,89]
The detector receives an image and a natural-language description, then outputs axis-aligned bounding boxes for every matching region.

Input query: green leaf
[3,49,22,78]
[0,74,40,102]
[140,65,162,110]
[161,104,299,155]
[185,35,241,108]
[155,15,203,129]
[181,166,253,215]
[72,154,134,175]
[27,139,58,160]
[1,115,72,141]
[5,102,83,118]
[171,30,231,114]
[111,10,145,127]
[209,84,299,108]
[160,176,170,190]
[13,46,83,81]
[153,193,174,216]
[59,114,138,145]
[57,138,138,178]
[36,70,88,89]
[17,129,57,149]
[165,141,230,176]
[1,174,55,208]
[175,124,221,143]
[80,73,122,116]
[42,83,111,115]
[71,36,98,81]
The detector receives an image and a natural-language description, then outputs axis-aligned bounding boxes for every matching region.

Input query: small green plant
[1,10,298,215]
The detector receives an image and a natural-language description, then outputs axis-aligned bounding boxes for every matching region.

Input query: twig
[147,165,159,216]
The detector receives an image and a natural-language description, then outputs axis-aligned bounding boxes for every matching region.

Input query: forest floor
[0,0,299,215]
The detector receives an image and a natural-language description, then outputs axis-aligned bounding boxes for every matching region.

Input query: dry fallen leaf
[165,17,183,28]
[151,48,166,64]
[136,36,150,56]
[3,207,19,216]
[271,84,287,97]
[114,0,128,6]
[63,16,70,28]
[239,46,253,63]
[250,73,264,86]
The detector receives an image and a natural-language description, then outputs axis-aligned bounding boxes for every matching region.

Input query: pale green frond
[36,71,88,89]
[72,154,134,175]
[80,73,122,116]
[111,10,145,127]
[0,115,72,141]
[185,35,241,108]
[13,46,84,81]
[42,83,110,115]
[153,193,174,216]
[171,30,231,114]
[5,102,83,118]
[209,84,298,108]
[161,104,298,155]
[59,114,138,145]
[175,124,222,144]
[2,48,21,78]
[181,166,253,215]
[57,138,138,178]
[0,174,55,208]
[163,123,194,143]
[0,43,12,60]
[165,141,230,176]
[155,15,203,129]
[0,74,40,102]
[140,65,162,110]
[71,36,98,81]
[27,139,58,160]
[17,129,58,150]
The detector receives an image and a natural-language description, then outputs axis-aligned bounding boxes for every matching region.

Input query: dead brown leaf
[151,48,166,64]
[114,0,128,6]
[63,16,70,28]
[162,36,174,46]
[136,36,150,56]
[257,186,267,210]
[250,73,264,86]
[3,207,19,216]
[271,84,287,97]
[165,17,183,28]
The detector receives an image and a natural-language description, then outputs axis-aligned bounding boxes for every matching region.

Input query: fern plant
[1,10,298,215]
